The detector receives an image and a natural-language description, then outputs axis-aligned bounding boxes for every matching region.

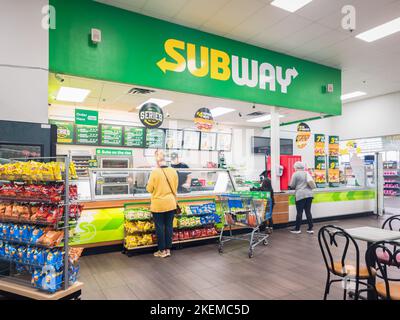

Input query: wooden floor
[77,215,384,300]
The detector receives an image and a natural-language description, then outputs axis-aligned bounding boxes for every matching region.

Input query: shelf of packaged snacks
[0,238,59,249]
[0,256,49,269]
[0,279,83,300]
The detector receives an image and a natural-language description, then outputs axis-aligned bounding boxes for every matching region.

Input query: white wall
[330,91,400,140]
[0,0,49,123]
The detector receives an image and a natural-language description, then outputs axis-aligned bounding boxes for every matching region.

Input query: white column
[270,107,281,192]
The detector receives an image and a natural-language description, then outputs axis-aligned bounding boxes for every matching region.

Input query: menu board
[165,129,183,149]
[328,135,340,187]
[314,134,327,188]
[124,126,145,148]
[183,130,200,150]
[145,128,165,149]
[217,133,232,151]
[101,125,123,146]
[200,132,217,151]
[49,120,74,144]
[75,125,99,145]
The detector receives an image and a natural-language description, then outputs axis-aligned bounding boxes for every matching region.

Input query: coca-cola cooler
[267,155,302,190]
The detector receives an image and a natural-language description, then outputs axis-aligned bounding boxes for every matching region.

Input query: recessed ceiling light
[247,114,284,123]
[341,91,367,101]
[356,17,400,42]
[136,98,173,109]
[270,0,313,13]
[56,87,91,103]
[210,107,235,117]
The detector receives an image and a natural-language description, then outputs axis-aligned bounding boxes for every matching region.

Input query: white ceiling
[96,0,400,103]
[49,74,320,127]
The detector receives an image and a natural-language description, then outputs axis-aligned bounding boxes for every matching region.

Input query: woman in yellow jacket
[146,150,178,258]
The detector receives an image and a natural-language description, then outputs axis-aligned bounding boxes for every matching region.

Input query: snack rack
[122,198,221,255]
[0,155,83,299]
[217,192,272,258]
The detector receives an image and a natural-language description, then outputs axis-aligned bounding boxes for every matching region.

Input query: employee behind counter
[170,152,192,193]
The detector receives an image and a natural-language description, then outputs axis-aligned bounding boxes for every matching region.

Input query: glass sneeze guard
[87,168,237,201]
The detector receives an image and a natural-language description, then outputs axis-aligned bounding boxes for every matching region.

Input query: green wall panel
[50,0,342,115]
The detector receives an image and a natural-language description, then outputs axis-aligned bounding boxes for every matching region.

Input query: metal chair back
[382,215,400,231]
[318,225,361,278]
[365,240,400,300]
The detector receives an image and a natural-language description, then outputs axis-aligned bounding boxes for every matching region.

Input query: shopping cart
[217,192,272,258]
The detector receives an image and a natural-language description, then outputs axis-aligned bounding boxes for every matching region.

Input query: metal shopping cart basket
[217,192,272,258]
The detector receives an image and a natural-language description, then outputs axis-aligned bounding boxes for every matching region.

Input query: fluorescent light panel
[271,0,313,13]
[341,91,366,101]
[356,17,400,42]
[136,98,173,109]
[56,87,91,103]
[210,107,235,117]
[247,114,284,123]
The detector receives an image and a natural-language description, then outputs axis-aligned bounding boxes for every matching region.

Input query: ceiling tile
[250,15,313,48]
[142,0,188,18]
[225,5,289,41]
[200,0,267,35]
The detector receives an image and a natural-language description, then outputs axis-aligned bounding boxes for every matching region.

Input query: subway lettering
[157,39,299,94]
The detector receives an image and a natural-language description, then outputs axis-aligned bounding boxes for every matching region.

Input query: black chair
[366,241,400,300]
[318,225,372,300]
[382,215,400,231]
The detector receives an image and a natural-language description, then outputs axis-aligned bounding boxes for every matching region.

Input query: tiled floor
[79,215,385,300]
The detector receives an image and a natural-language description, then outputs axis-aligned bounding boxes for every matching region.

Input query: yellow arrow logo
[157,39,186,74]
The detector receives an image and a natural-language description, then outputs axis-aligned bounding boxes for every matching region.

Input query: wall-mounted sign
[296,122,311,149]
[124,126,145,148]
[183,130,200,150]
[49,120,74,144]
[96,148,132,156]
[145,128,165,149]
[50,1,342,116]
[75,109,98,126]
[217,133,232,151]
[328,135,340,187]
[200,132,217,151]
[165,129,183,149]
[75,125,99,145]
[101,125,123,146]
[194,108,214,131]
[139,103,164,128]
[314,134,327,188]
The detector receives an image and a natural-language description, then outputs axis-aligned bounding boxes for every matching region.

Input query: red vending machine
[267,155,302,190]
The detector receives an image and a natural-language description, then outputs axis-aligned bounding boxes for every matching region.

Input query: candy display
[177,214,220,228]
[124,207,152,221]
[0,161,78,182]
[0,183,78,202]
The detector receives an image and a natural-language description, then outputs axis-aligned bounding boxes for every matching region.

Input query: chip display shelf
[383,163,400,198]
[0,156,84,299]
[122,198,222,255]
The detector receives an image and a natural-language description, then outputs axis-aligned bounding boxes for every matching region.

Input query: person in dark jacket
[251,170,275,231]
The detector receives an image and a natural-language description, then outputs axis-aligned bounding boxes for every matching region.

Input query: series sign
[194,108,214,131]
[139,103,164,128]
[314,134,327,188]
[296,122,311,149]
[328,135,340,187]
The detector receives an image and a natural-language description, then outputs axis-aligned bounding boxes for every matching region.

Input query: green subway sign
[50,0,342,115]
[75,109,98,126]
